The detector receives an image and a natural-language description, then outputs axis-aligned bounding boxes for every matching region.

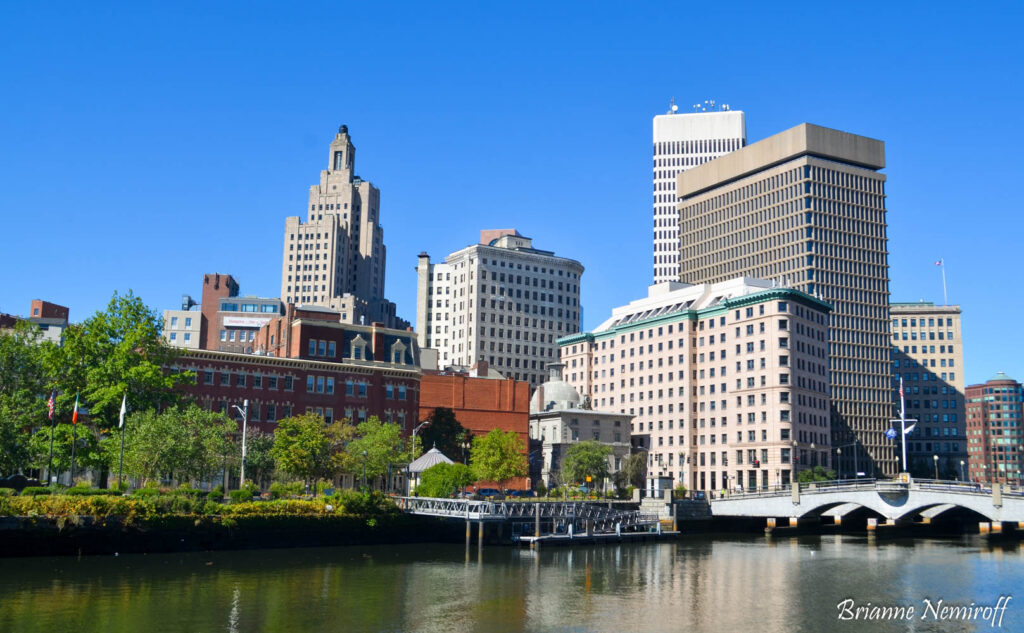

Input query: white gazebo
[407,447,455,494]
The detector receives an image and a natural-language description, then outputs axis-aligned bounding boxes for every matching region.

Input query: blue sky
[1,2,1022,386]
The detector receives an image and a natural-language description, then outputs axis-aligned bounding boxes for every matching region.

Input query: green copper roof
[990,371,1015,382]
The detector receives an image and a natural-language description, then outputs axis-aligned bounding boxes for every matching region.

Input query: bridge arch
[894,501,997,523]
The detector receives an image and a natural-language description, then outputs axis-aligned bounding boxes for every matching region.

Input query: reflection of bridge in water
[395,497,662,545]
[711,478,1024,533]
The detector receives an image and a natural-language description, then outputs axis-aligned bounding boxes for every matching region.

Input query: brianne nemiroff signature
[837,596,1012,627]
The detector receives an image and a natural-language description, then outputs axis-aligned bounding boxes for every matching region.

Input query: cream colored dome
[530,363,582,413]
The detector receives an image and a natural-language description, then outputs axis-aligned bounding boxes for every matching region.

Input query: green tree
[0,323,54,475]
[561,440,612,488]
[28,423,105,479]
[414,462,474,498]
[418,408,468,461]
[243,429,276,487]
[271,413,353,489]
[345,417,411,489]
[796,465,837,483]
[470,429,527,490]
[47,290,191,430]
[111,405,235,486]
[615,451,647,489]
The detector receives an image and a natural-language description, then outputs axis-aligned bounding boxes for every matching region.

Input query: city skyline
[1,2,1022,386]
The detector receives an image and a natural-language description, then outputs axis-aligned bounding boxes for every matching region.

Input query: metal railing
[712,477,1023,501]
[394,497,660,530]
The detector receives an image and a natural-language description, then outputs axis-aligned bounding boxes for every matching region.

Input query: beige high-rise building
[889,302,966,478]
[415,229,583,389]
[280,125,404,328]
[559,278,832,493]
[676,123,895,475]
[652,105,745,284]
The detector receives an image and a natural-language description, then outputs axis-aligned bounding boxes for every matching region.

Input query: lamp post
[231,400,249,490]
[411,419,431,456]
[960,459,966,482]
[461,434,473,465]
[836,447,843,479]
[834,440,860,480]
[361,450,368,491]
[933,454,939,480]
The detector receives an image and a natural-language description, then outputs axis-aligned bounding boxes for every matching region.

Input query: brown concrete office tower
[889,303,966,478]
[965,373,1023,486]
[280,126,404,328]
[677,123,895,475]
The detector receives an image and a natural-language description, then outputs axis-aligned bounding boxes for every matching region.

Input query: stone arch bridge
[711,479,1024,529]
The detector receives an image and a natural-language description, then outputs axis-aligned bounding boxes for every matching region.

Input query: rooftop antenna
[668,97,678,114]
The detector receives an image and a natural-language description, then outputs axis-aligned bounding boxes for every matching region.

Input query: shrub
[20,487,52,497]
[207,485,225,501]
[132,488,162,498]
[329,490,395,517]
[535,483,547,498]
[0,488,16,497]
[269,482,303,499]
[229,489,253,504]
[66,487,118,497]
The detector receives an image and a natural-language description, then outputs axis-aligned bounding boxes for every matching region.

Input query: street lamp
[960,459,966,482]
[231,399,249,490]
[461,434,473,465]
[836,447,843,479]
[411,419,431,455]
[933,454,939,480]
[361,450,368,491]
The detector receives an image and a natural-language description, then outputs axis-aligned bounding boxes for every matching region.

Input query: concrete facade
[676,122,894,476]
[889,302,966,478]
[966,373,1022,485]
[652,107,745,284]
[559,278,832,494]
[280,126,404,328]
[162,309,201,349]
[528,363,632,489]
[415,230,583,390]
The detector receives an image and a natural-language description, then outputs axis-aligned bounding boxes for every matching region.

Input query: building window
[398,385,407,400]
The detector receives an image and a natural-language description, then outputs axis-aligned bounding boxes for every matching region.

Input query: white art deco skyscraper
[653,102,746,284]
[280,125,404,328]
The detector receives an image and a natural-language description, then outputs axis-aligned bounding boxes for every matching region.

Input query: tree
[271,413,352,489]
[28,423,105,480]
[415,462,474,498]
[243,429,276,487]
[616,451,647,489]
[345,417,411,488]
[47,290,191,431]
[111,405,236,486]
[0,323,54,475]
[418,408,468,461]
[470,429,527,490]
[796,465,837,483]
[561,441,612,488]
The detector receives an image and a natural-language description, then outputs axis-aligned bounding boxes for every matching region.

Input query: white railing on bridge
[394,497,660,530]
[715,478,1023,501]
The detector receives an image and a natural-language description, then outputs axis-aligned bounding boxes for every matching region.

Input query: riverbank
[0,491,454,557]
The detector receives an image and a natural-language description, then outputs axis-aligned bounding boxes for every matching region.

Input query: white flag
[119,393,127,429]
[903,422,916,435]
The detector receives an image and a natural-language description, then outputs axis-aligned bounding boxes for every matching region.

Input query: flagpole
[46,390,56,486]
[70,422,77,484]
[70,393,79,485]
[900,377,908,472]
[118,393,126,491]
[937,258,948,305]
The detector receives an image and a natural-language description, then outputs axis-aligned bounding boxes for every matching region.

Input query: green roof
[990,371,1015,382]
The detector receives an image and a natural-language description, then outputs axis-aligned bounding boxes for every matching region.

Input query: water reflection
[0,536,1019,633]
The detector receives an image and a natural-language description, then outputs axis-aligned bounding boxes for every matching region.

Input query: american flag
[47,391,55,422]
[934,259,943,266]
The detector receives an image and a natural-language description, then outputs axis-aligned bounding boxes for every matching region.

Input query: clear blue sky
[1,2,1022,386]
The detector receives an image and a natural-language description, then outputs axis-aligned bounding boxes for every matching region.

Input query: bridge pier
[765,517,776,535]
[478,521,484,547]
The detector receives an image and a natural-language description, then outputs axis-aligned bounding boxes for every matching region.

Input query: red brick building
[419,364,531,487]
[965,372,1023,485]
[174,311,422,434]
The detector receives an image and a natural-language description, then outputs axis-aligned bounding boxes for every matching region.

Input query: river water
[0,536,1019,633]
